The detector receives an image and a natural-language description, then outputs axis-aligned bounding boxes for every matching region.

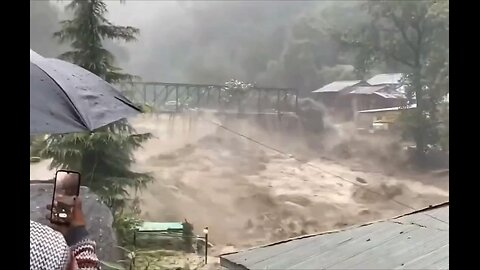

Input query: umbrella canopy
[30,49,141,135]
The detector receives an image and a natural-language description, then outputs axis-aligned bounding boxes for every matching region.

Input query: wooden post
[203,227,209,265]
[132,230,137,269]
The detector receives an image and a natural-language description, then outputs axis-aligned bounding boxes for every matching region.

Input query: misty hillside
[30,0,371,95]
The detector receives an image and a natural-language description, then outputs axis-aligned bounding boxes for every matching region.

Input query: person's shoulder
[30,220,70,270]
[30,220,67,247]
[30,220,62,237]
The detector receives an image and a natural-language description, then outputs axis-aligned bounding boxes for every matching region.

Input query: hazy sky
[101,1,314,83]
[32,0,355,92]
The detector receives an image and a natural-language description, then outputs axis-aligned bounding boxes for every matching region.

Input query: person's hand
[46,196,86,236]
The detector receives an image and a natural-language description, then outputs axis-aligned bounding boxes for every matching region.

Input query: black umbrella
[30,49,141,135]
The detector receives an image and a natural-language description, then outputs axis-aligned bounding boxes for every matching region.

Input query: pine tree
[53,0,139,83]
[31,0,152,213]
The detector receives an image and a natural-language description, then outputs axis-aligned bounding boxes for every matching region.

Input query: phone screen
[50,170,81,225]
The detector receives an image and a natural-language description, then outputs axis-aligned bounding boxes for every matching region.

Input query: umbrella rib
[114,96,143,113]
[31,61,90,131]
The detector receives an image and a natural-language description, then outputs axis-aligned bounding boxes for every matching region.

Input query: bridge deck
[152,109,297,116]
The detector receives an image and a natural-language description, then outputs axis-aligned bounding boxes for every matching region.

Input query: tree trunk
[413,65,426,166]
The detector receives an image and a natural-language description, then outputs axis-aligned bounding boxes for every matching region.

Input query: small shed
[220,203,449,270]
[326,83,406,122]
[134,222,185,250]
[311,80,366,120]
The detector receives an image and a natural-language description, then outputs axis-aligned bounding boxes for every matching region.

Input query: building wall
[315,91,405,122]
[338,94,406,122]
[353,95,404,111]
[356,110,403,130]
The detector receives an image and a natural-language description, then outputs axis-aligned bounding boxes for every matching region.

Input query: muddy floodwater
[31,114,449,254]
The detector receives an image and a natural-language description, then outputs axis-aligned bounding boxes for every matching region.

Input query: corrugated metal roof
[345,85,406,99]
[367,73,403,85]
[358,104,416,113]
[348,85,388,95]
[221,203,448,270]
[137,222,184,232]
[312,80,362,93]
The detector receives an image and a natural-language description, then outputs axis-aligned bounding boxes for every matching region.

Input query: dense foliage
[326,0,449,162]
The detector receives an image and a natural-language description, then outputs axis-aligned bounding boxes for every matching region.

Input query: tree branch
[413,16,425,55]
[390,12,417,53]
[382,48,415,67]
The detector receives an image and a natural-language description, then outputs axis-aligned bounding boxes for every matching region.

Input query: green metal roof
[137,222,183,232]
[221,203,449,270]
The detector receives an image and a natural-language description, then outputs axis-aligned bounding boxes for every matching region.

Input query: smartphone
[50,170,81,225]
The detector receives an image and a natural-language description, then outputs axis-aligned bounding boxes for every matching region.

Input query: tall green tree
[328,0,449,164]
[54,0,138,82]
[31,0,152,213]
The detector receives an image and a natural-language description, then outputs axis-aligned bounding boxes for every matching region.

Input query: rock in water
[30,183,119,261]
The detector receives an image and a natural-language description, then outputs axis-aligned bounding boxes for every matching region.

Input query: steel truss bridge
[118,82,299,116]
